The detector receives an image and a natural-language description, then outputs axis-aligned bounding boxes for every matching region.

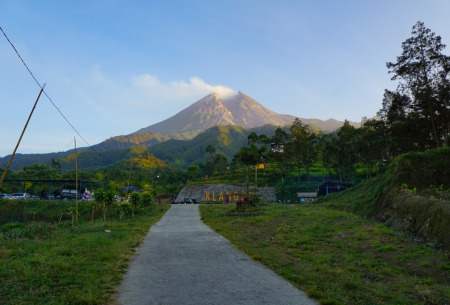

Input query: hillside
[90,132,172,152]
[318,147,450,250]
[148,125,252,168]
[1,124,282,171]
[58,146,155,171]
[0,151,74,171]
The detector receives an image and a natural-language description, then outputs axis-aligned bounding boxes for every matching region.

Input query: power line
[0,26,115,164]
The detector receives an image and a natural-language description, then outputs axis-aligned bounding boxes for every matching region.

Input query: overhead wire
[0,26,116,164]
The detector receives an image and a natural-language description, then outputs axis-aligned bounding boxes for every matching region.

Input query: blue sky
[1,0,449,157]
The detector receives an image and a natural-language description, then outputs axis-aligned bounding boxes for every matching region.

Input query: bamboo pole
[0,85,45,188]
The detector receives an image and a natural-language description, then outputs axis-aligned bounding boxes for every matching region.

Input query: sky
[1,0,449,157]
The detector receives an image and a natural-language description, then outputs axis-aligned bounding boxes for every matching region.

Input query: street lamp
[152,174,159,185]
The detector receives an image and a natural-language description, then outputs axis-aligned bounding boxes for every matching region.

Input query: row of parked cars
[1,193,33,200]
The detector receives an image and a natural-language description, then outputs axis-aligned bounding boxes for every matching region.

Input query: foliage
[385,21,450,148]
[129,192,140,218]
[117,200,131,219]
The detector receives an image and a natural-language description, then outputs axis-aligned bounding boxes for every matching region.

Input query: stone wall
[175,183,276,203]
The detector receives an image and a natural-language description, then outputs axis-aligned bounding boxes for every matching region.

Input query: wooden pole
[0,85,45,188]
[126,166,132,199]
[75,137,78,223]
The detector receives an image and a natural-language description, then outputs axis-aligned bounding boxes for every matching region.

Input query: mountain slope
[134,93,236,138]
[222,92,296,128]
[134,91,360,139]
[91,132,172,152]
[148,125,251,168]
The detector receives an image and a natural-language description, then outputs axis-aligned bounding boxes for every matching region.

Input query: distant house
[296,192,317,202]
[317,181,354,197]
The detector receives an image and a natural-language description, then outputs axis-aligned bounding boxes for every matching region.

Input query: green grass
[200,203,450,305]
[0,202,170,304]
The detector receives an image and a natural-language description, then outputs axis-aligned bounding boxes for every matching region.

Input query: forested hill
[90,132,172,152]
[148,125,250,168]
[0,124,281,171]
[0,132,172,170]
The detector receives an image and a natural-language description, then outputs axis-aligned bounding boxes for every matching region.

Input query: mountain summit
[133,91,296,138]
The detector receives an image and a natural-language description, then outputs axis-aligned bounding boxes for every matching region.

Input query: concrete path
[116,205,316,305]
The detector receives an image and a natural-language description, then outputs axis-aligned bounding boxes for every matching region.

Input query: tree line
[228,21,449,184]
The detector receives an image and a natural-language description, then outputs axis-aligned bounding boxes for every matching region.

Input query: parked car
[183,198,199,204]
[60,187,84,200]
[11,193,30,199]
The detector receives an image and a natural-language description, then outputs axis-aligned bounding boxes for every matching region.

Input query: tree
[270,128,289,183]
[187,165,199,181]
[95,189,115,222]
[118,201,131,219]
[287,118,310,182]
[386,21,450,148]
[378,89,429,156]
[206,144,216,156]
[104,190,116,221]
[213,153,228,173]
[334,121,358,182]
[355,119,387,178]
[247,132,259,146]
[235,143,260,195]
[94,188,106,221]
[129,191,140,218]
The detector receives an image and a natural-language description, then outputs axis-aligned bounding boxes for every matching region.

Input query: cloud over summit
[132,75,235,100]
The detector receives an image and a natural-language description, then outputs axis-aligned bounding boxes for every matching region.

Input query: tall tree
[287,118,310,182]
[335,121,358,182]
[386,21,450,148]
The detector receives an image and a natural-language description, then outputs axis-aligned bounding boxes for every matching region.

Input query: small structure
[297,192,317,202]
[120,186,141,192]
[317,181,354,197]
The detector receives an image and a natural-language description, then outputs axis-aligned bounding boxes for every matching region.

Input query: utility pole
[75,137,78,223]
[126,166,132,199]
[0,85,45,188]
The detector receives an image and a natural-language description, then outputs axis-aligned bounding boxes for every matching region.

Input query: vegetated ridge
[319,147,450,250]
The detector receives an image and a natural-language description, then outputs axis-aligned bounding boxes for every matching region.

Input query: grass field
[200,203,449,305]
[0,202,170,304]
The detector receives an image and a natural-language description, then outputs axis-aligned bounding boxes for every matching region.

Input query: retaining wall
[175,183,276,203]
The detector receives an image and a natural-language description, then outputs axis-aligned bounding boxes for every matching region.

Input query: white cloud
[59,69,237,141]
[132,75,235,100]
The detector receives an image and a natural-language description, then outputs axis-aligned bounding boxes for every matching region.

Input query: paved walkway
[116,204,316,305]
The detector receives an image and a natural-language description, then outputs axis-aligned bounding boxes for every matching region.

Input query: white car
[2,194,13,199]
[11,193,30,199]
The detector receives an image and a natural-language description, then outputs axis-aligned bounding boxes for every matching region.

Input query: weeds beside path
[200,203,450,305]
[0,203,170,304]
